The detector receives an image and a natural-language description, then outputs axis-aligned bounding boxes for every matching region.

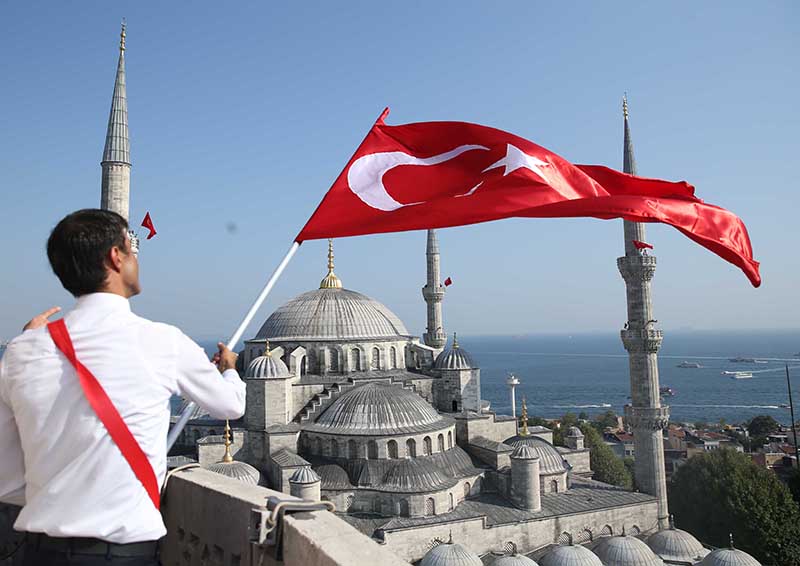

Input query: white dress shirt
[0,293,246,543]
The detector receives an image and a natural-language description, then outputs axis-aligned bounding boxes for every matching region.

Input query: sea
[196,330,800,426]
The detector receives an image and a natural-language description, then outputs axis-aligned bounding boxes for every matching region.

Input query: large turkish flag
[296,109,760,287]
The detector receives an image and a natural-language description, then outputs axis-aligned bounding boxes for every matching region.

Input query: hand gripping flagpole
[166,241,301,451]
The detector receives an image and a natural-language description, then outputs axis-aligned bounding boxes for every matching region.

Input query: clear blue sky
[1,2,797,343]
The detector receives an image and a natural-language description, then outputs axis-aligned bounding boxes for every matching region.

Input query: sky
[1,2,797,343]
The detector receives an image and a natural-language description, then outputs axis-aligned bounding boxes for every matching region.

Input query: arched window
[406,438,417,458]
[329,348,339,372]
[551,479,559,493]
[630,525,641,536]
[423,436,432,456]
[448,431,453,448]
[438,434,445,452]
[300,356,307,375]
[344,495,354,511]
[351,349,361,372]
[464,482,471,498]
[348,439,357,459]
[557,532,572,545]
[388,440,398,459]
[371,347,380,370]
[600,525,613,537]
[330,439,339,458]
[449,493,454,511]
[368,440,378,459]
[390,347,397,369]
[425,497,435,516]
[452,400,458,412]
[576,529,592,544]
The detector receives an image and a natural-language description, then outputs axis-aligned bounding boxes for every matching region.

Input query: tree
[669,448,800,566]
[579,424,633,490]
[747,415,780,438]
[578,411,589,421]
[594,410,619,432]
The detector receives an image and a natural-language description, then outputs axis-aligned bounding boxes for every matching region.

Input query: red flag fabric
[633,240,654,250]
[444,277,453,287]
[141,212,157,240]
[296,109,760,287]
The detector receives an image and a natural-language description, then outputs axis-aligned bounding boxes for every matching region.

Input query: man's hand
[23,306,61,332]
[212,342,238,372]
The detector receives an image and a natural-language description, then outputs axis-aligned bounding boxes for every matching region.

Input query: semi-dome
[255,288,409,341]
[246,350,290,379]
[503,435,569,474]
[698,548,761,566]
[420,541,483,566]
[435,334,475,370]
[206,460,261,485]
[493,554,539,566]
[308,382,448,435]
[382,458,456,493]
[647,527,708,563]
[539,545,603,566]
[592,536,664,566]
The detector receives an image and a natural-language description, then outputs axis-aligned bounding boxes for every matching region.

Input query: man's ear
[107,246,124,273]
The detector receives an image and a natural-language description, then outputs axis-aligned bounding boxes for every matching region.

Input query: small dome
[246,352,290,379]
[205,460,261,485]
[699,548,761,566]
[592,536,664,566]
[511,444,540,460]
[289,466,320,485]
[503,435,569,474]
[539,545,603,566]
[435,335,475,370]
[493,554,540,566]
[647,527,708,563]
[420,542,483,566]
[567,427,584,438]
[383,458,455,493]
[309,382,447,435]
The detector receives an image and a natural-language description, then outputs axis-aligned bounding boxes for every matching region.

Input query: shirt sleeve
[0,355,26,506]
[172,329,246,420]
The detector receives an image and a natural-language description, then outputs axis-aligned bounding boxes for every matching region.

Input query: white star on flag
[483,143,551,181]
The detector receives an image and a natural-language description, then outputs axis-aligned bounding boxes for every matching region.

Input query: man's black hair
[47,209,129,297]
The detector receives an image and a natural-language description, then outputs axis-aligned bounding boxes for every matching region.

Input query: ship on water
[722,370,754,379]
[729,356,757,363]
[676,361,702,368]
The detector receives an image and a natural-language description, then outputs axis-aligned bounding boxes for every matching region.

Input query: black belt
[27,533,159,558]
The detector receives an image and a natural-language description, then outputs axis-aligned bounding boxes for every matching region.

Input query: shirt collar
[74,292,132,314]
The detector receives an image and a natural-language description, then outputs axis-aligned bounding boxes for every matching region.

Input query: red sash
[48,319,160,510]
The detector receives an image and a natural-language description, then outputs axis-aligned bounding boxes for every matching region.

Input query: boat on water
[729,356,756,363]
[676,361,702,368]
[722,370,754,379]
[660,386,675,396]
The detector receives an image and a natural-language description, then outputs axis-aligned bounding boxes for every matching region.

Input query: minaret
[506,373,520,420]
[617,96,669,528]
[422,229,447,349]
[100,21,131,220]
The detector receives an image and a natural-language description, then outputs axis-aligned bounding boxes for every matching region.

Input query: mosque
[105,23,763,566]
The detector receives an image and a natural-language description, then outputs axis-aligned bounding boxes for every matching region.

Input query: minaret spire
[617,96,670,529]
[319,239,343,289]
[100,20,131,220]
[422,229,447,349]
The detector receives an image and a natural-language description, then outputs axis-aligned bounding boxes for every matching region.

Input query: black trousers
[21,535,159,566]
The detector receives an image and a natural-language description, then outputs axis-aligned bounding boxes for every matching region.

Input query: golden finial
[222,420,234,463]
[520,396,529,436]
[452,332,459,349]
[622,93,629,119]
[319,239,343,289]
[120,19,126,53]
[265,339,272,357]
[729,533,735,549]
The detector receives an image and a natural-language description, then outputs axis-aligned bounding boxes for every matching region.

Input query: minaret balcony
[624,405,670,431]
[617,255,657,282]
[621,328,663,353]
[422,286,445,301]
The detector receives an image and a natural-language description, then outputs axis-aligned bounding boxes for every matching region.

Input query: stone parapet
[617,255,657,282]
[624,405,670,431]
[620,328,663,353]
[421,286,445,301]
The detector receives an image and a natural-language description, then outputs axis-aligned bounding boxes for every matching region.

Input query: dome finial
[448,530,453,544]
[452,332,459,349]
[319,239,343,289]
[729,533,734,549]
[520,396,529,436]
[668,514,675,529]
[120,19,126,53]
[622,92,629,119]
[265,339,271,357]
[221,420,234,463]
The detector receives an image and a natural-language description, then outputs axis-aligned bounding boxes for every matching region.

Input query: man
[0,209,246,565]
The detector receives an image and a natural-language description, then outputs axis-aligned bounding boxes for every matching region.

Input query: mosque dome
[205,460,261,485]
[647,526,708,563]
[503,435,569,474]
[698,548,761,566]
[420,541,483,566]
[434,334,475,370]
[245,348,290,379]
[289,466,320,485]
[308,382,448,435]
[492,553,540,566]
[255,288,409,341]
[539,545,603,566]
[383,458,456,493]
[592,535,664,566]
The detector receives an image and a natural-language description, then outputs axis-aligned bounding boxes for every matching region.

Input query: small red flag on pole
[444,277,453,287]
[633,240,653,250]
[141,212,157,240]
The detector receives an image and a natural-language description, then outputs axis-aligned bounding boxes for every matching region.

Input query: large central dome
[307,382,447,435]
[256,288,410,341]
